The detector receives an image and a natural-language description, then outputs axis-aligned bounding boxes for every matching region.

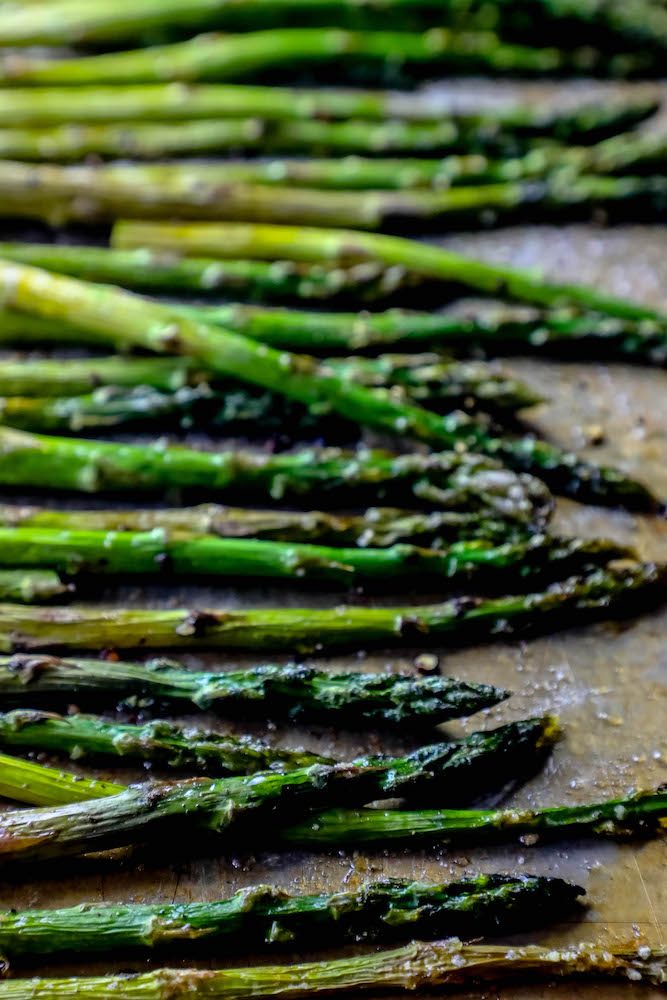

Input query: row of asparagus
[0,712,663,862]
[0,939,662,996]
[0,250,658,508]
[0,751,661,990]
[0,225,662,344]
[0,706,661,988]
[0,351,543,438]
[0,561,659,650]
[0,91,657,162]
[1,0,667,56]
[1,273,665,365]
[0,27,651,85]
[6,161,667,230]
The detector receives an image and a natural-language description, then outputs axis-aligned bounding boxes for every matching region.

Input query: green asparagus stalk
[0,153,526,190]
[0,714,555,795]
[0,428,553,525]
[1,0,667,52]
[585,129,667,176]
[0,118,533,161]
[113,220,667,324]
[5,162,667,230]
[0,352,542,413]
[6,114,667,164]
[0,355,202,394]
[0,144,636,192]
[0,875,584,961]
[0,526,631,590]
[0,501,526,547]
[0,385,226,433]
[1,296,665,367]
[0,377,539,436]
[0,938,665,997]
[0,261,652,506]
[0,709,329,774]
[182,301,667,363]
[0,84,655,133]
[285,786,667,846]
[0,384,348,439]
[0,569,72,603]
[0,562,660,654]
[0,751,123,805]
[0,757,662,865]
[0,244,419,303]
[0,656,508,726]
[0,28,570,85]
[0,0,474,46]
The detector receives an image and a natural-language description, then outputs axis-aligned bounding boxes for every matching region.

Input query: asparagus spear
[0,750,123,806]
[0,526,631,589]
[0,261,652,506]
[1,938,663,997]
[0,28,569,85]
[0,144,636,192]
[0,569,72,604]
[0,245,418,303]
[0,353,542,413]
[1,296,665,367]
[0,84,654,133]
[285,786,667,846]
[0,0,473,46]
[0,708,296,774]
[0,562,660,653]
[0,355,203,395]
[0,118,533,161]
[113,220,667,324]
[0,656,508,726]
[1,0,666,51]
[0,382,537,437]
[0,713,553,793]
[0,502,525,547]
[0,875,584,961]
[0,428,553,524]
[5,162,667,230]
[0,709,329,774]
[182,302,667,363]
[0,757,662,865]
[0,153,528,190]
[0,385,227,433]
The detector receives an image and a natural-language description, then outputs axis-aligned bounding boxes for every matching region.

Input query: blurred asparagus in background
[0,525,631,589]
[0,28,585,85]
[0,427,554,524]
[0,0,666,55]
[0,244,426,302]
[0,293,665,366]
[112,220,667,323]
[2,160,667,229]
[0,85,654,134]
[0,501,530,546]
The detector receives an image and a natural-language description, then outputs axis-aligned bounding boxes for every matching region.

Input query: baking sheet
[0,78,666,1000]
